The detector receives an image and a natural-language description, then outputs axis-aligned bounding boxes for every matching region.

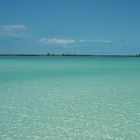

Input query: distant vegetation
[0,53,140,57]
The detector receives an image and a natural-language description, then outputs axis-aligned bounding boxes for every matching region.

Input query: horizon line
[0,53,140,57]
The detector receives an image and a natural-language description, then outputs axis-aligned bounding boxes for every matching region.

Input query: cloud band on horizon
[39,37,112,46]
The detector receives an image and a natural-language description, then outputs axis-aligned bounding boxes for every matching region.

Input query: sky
[0,0,140,55]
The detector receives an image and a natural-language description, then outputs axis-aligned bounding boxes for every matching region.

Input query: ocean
[0,56,140,140]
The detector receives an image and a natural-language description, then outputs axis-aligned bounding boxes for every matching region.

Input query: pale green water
[0,56,140,140]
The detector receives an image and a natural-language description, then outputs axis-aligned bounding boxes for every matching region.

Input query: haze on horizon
[0,0,140,55]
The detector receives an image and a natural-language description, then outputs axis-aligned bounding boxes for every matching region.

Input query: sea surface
[0,56,140,140]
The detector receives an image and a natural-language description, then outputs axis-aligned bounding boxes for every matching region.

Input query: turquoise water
[0,56,140,140]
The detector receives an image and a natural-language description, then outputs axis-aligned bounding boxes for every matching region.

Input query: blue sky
[0,0,140,54]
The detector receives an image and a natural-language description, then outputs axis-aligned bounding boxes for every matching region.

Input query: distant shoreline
[0,54,140,57]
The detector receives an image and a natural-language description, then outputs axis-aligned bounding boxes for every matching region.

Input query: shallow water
[0,56,140,140]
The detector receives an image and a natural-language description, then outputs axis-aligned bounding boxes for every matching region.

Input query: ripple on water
[0,58,140,140]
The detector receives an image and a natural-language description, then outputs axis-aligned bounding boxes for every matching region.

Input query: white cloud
[79,39,92,43]
[98,40,112,44]
[1,25,26,31]
[0,25,27,37]
[79,39,112,44]
[39,37,113,47]
[39,38,76,46]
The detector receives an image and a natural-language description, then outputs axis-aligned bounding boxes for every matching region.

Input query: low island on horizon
[0,53,140,57]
